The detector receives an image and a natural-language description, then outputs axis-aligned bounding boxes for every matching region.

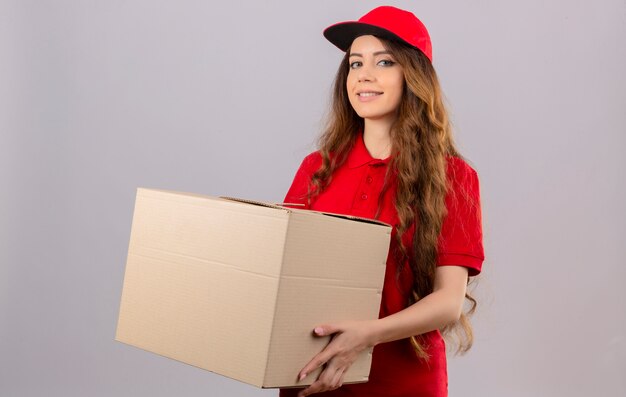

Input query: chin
[355,111,392,121]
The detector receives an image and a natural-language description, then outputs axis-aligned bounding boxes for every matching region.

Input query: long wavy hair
[307,37,477,358]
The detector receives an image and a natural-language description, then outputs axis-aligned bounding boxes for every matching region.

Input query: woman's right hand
[296,320,379,397]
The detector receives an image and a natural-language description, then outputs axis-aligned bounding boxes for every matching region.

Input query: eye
[377,59,395,67]
[349,61,362,69]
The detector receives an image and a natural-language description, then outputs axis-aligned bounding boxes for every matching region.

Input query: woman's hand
[295,266,469,396]
[296,320,379,397]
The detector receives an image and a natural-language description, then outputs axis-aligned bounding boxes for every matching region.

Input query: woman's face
[346,35,405,124]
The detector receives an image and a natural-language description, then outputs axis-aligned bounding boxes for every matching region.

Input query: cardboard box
[116,188,391,388]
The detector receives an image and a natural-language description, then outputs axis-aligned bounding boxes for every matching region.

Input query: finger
[317,358,344,392]
[329,366,345,390]
[298,338,344,380]
[298,324,348,380]
[297,379,326,397]
[298,347,337,380]
[313,323,343,336]
[298,363,339,397]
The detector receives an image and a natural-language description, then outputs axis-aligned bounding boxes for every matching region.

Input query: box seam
[261,211,292,387]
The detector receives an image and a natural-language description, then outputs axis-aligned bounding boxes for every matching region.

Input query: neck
[363,118,393,159]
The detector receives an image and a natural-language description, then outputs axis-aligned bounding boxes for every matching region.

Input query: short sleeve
[437,157,485,276]
[283,152,322,209]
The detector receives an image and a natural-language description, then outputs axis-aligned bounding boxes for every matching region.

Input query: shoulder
[446,156,479,180]
[284,151,323,208]
[446,156,480,192]
[294,151,323,177]
[444,156,482,211]
[287,151,323,188]
[301,151,323,169]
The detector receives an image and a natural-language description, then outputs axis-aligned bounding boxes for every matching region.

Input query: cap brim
[323,21,410,52]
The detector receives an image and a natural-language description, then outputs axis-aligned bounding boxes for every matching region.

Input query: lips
[355,90,383,103]
[357,91,383,97]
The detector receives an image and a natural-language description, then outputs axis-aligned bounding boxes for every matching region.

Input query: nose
[357,63,374,82]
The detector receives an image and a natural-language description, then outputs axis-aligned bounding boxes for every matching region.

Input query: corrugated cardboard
[115,188,391,388]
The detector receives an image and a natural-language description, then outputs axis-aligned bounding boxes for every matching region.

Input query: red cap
[323,6,433,62]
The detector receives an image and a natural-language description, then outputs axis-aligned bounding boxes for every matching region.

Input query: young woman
[280,6,484,397]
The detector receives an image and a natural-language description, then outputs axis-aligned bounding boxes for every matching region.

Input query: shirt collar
[347,132,392,169]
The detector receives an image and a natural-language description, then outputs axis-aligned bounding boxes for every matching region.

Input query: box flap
[220,196,290,211]
[222,196,391,228]
[311,210,391,227]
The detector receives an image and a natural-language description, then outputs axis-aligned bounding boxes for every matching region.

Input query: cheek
[346,72,356,92]
[390,77,404,104]
[346,74,358,106]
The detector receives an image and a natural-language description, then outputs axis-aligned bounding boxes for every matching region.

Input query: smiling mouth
[357,91,383,97]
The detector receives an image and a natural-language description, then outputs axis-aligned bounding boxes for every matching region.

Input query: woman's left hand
[296,320,379,397]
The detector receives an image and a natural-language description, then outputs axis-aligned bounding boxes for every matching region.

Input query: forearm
[369,289,462,345]
[369,266,468,346]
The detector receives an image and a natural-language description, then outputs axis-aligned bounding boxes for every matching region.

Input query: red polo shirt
[280,133,484,397]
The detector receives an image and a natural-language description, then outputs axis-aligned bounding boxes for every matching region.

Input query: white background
[1,0,625,396]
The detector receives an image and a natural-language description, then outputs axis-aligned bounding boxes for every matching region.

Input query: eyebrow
[349,51,391,58]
